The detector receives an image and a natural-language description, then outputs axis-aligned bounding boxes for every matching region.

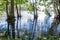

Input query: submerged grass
[0,36,60,40]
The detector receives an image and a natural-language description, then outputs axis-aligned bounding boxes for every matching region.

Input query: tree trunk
[16,3,20,38]
[48,0,60,36]
[10,0,15,38]
[32,0,38,40]
[6,0,9,39]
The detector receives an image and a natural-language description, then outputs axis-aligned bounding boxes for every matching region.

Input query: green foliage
[0,0,28,11]
[40,0,48,2]
[14,0,28,4]
[0,0,53,11]
[25,3,33,11]
[45,9,49,15]
[0,0,6,11]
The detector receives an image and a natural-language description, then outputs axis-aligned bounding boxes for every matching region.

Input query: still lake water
[0,11,60,37]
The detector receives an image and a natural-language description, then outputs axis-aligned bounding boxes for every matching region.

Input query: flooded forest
[0,0,60,40]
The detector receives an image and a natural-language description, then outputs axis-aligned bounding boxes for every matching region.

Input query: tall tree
[16,2,19,38]
[16,0,20,38]
[32,0,38,40]
[10,0,15,38]
[19,0,22,38]
[48,0,60,36]
[6,0,15,39]
[6,0,9,39]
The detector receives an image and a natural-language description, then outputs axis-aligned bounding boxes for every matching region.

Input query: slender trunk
[16,3,20,38]
[48,0,60,36]
[19,0,21,38]
[32,0,38,40]
[10,0,15,38]
[6,0,9,39]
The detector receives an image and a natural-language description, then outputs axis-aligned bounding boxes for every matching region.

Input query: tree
[48,0,60,36]
[32,0,38,40]
[10,0,15,38]
[16,0,19,38]
[6,0,15,39]
[6,0,9,39]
